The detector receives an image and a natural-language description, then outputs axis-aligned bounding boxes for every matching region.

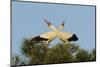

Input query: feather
[32,36,48,41]
[67,34,78,42]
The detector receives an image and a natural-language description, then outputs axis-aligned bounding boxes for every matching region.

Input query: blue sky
[12,1,96,55]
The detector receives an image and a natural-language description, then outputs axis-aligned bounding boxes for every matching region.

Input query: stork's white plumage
[31,19,78,44]
[40,32,57,40]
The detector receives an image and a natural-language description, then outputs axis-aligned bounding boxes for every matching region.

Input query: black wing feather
[31,36,48,41]
[67,34,78,42]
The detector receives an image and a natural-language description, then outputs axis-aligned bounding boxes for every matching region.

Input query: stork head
[44,19,56,31]
[58,21,65,31]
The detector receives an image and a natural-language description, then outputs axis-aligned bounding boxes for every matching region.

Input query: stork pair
[31,19,78,44]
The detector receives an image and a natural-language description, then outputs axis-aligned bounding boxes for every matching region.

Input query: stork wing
[44,19,56,31]
[31,31,57,42]
[58,32,78,42]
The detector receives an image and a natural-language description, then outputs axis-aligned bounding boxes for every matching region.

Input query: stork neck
[50,25,56,31]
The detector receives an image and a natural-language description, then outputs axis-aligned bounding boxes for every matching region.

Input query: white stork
[31,19,57,44]
[31,19,78,44]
